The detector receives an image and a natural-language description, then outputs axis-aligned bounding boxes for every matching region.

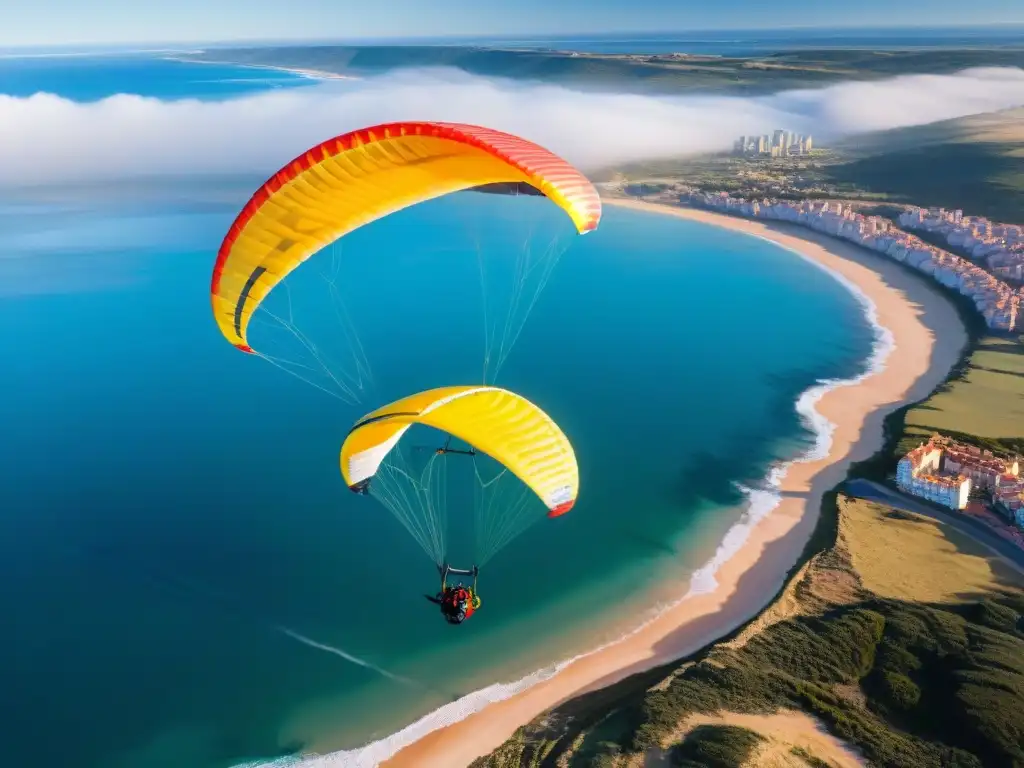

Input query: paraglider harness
[433,436,476,457]
[429,564,481,625]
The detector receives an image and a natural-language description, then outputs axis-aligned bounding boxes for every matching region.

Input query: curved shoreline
[165,56,359,82]
[265,197,969,768]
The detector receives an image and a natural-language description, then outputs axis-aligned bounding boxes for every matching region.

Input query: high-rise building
[732,131,818,157]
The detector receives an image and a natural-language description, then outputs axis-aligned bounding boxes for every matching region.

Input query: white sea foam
[235,233,896,768]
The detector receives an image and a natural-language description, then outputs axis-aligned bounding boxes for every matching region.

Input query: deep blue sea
[0,55,876,768]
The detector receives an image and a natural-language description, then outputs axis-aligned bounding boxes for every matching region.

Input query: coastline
[164,55,359,81]
[294,196,968,768]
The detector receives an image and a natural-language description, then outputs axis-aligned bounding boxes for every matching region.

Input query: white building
[686,192,1022,333]
[895,439,972,510]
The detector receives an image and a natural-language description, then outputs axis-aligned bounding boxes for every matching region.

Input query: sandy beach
[164,56,359,81]
[271,65,359,81]
[377,197,969,768]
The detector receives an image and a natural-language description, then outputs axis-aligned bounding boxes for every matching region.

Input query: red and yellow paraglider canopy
[211,121,602,354]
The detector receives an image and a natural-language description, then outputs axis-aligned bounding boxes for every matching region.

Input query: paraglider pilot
[426,564,480,625]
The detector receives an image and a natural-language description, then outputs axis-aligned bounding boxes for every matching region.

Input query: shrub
[882,671,921,710]
[970,600,1020,634]
[670,725,763,768]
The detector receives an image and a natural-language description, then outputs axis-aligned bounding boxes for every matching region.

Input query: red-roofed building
[897,438,972,510]
[943,447,1020,490]
[897,435,1023,519]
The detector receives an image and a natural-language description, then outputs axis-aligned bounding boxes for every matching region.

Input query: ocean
[0,55,877,768]
[0,52,312,100]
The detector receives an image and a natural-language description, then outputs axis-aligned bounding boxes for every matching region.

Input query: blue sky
[4,0,1024,47]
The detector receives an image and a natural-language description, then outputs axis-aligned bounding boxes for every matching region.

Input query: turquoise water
[0,57,877,768]
[0,53,310,100]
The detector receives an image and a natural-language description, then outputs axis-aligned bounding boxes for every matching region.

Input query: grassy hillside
[182,46,1024,95]
[827,109,1024,224]
[896,336,1024,459]
[849,331,1024,484]
[473,495,1024,768]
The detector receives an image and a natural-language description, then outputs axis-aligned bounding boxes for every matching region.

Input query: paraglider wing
[340,386,578,517]
[211,122,603,354]
[469,181,547,197]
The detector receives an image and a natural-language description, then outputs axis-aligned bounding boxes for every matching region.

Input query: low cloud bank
[2,66,1024,188]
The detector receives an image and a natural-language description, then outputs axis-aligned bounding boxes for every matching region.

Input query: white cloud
[2,66,1024,189]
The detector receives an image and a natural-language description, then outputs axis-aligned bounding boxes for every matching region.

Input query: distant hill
[606,108,1024,224]
[180,45,1024,95]
[836,107,1024,156]
[829,108,1024,223]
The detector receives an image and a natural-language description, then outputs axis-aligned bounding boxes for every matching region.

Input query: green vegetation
[791,745,832,767]
[827,126,1024,225]
[476,496,1024,768]
[827,143,1024,224]
[597,599,1019,767]
[894,335,1024,464]
[183,46,1024,95]
[478,597,1024,767]
[670,725,763,767]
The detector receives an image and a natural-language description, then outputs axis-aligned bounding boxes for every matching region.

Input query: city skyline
[3,1,1024,48]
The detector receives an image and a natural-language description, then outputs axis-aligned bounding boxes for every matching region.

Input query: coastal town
[898,206,1024,284]
[680,188,1024,542]
[625,184,1022,332]
[608,181,1024,549]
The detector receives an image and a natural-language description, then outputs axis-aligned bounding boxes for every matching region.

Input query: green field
[896,336,1024,461]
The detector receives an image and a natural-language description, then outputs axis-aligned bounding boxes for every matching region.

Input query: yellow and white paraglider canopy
[340,385,577,517]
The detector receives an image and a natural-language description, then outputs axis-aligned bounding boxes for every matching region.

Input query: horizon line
[2,22,1024,52]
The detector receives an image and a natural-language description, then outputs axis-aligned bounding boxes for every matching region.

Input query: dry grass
[721,529,864,654]
[670,711,863,768]
[475,494,1024,768]
[839,496,1024,602]
[949,108,1024,151]
[686,496,1024,763]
